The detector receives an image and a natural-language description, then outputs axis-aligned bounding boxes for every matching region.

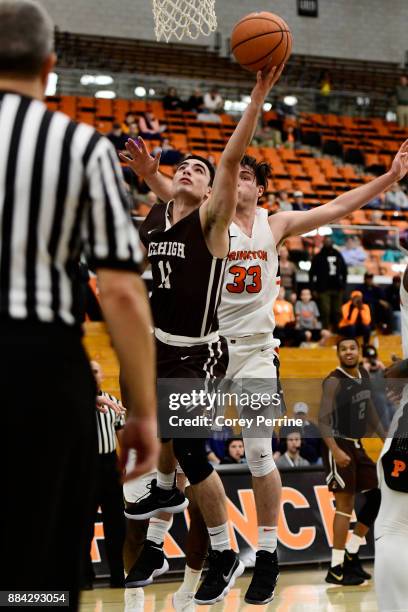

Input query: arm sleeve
[81,137,143,272]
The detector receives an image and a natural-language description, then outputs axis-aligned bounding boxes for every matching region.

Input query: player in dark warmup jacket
[320,337,385,586]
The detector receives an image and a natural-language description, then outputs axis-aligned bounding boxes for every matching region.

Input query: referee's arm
[83,138,158,477]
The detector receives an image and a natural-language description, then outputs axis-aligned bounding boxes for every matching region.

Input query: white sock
[177,565,202,593]
[347,533,365,554]
[124,587,144,612]
[157,470,175,490]
[258,526,277,554]
[208,522,230,552]
[331,548,345,567]
[146,516,173,545]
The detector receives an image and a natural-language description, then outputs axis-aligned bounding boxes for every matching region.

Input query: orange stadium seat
[60,96,77,118]
[95,99,114,116]
[77,97,96,110]
[76,112,95,125]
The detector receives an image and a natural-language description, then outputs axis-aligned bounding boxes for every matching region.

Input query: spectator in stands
[138,110,166,140]
[396,75,408,128]
[338,290,371,345]
[385,274,402,334]
[128,122,139,141]
[132,190,157,217]
[279,403,322,465]
[122,111,136,134]
[206,425,234,465]
[276,429,310,468]
[384,183,408,210]
[369,210,384,225]
[263,193,278,214]
[283,125,295,149]
[292,190,308,211]
[203,87,224,114]
[186,87,204,113]
[366,193,385,209]
[310,237,348,330]
[274,286,295,345]
[152,138,183,165]
[254,120,282,148]
[162,86,184,111]
[277,189,293,211]
[279,244,297,299]
[107,122,127,153]
[220,438,246,465]
[362,345,394,429]
[361,272,392,333]
[295,288,324,344]
[276,95,297,121]
[341,235,367,274]
[316,70,332,113]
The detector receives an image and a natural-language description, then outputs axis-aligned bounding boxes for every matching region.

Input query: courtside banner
[92,466,374,577]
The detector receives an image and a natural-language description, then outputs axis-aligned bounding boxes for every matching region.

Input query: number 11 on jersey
[158,260,172,289]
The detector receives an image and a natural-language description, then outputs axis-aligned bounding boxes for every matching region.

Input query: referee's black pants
[83,451,125,586]
[0,320,97,612]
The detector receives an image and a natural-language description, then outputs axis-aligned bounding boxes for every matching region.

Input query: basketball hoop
[152,0,217,42]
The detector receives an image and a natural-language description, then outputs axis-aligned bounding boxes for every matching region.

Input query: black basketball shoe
[194,549,245,605]
[325,563,365,586]
[344,551,371,580]
[244,550,279,604]
[124,479,189,520]
[125,540,169,587]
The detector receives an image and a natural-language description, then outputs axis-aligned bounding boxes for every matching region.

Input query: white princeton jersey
[218,208,279,337]
[401,275,408,358]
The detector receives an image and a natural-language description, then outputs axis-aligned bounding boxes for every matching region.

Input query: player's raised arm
[119,136,173,202]
[270,139,408,243]
[202,64,284,233]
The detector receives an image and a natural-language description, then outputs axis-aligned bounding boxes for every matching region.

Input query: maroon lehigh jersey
[139,203,227,338]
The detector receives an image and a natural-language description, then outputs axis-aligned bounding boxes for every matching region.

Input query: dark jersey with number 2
[139,203,227,338]
[324,366,372,438]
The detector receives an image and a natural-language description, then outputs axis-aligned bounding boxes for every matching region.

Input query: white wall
[41,0,408,64]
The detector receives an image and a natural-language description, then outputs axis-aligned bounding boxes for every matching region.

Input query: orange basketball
[231,11,292,72]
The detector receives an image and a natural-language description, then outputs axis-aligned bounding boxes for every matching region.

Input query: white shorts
[224,332,283,416]
[225,333,280,381]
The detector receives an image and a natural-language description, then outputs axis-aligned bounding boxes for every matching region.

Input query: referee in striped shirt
[83,362,126,590]
[0,2,157,609]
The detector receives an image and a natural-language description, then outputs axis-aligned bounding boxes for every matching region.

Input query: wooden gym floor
[80,565,378,611]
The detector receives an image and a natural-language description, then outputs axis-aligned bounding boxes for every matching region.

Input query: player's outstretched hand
[251,63,285,106]
[120,415,159,481]
[95,395,126,416]
[390,138,408,181]
[119,137,161,179]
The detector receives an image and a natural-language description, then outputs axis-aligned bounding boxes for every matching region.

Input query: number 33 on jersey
[218,208,280,337]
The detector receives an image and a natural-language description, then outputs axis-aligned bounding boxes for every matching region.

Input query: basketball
[231,11,292,72]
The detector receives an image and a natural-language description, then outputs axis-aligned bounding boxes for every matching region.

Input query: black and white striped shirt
[96,391,125,454]
[0,91,142,326]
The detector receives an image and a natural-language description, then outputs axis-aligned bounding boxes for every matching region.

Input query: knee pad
[173,438,214,485]
[357,488,381,527]
[244,437,276,477]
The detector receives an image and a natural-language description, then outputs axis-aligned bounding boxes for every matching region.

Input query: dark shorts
[156,336,228,379]
[322,438,378,493]
[156,336,229,440]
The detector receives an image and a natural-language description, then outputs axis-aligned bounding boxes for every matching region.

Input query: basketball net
[152,0,217,42]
